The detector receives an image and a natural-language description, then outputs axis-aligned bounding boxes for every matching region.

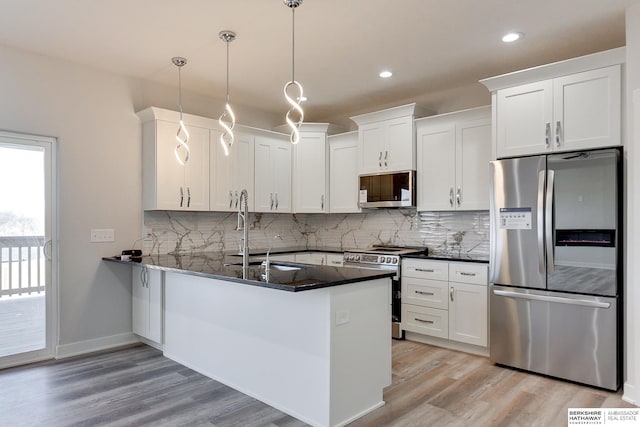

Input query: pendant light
[283,0,304,144]
[172,56,190,165]
[218,31,237,157]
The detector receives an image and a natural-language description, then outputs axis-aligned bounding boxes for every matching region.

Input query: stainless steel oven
[344,245,427,339]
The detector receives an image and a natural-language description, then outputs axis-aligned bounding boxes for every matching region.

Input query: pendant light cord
[291,8,295,83]
[178,65,184,120]
[226,40,230,103]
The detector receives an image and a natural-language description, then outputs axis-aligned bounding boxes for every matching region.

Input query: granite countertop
[103,250,393,292]
[403,253,489,264]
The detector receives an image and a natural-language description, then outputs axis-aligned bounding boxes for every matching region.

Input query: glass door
[0,131,57,367]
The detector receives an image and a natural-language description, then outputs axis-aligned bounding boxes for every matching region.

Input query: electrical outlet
[335,310,350,326]
[91,228,115,243]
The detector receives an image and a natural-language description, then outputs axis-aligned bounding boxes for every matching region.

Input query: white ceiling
[0,0,638,122]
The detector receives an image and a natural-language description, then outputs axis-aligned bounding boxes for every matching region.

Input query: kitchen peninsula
[104,252,394,427]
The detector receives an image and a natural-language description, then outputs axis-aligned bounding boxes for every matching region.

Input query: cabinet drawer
[402,277,448,309]
[402,259,448,281]
[449,262,488,285]
[402,304,448,339]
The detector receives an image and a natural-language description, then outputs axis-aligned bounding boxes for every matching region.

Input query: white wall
[0,43,282,355]
[625,2,640,405]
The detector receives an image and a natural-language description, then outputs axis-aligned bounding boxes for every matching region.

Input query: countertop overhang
[103,250,394,292]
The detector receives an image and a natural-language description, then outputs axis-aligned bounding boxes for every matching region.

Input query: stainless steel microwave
[358,170,416,208]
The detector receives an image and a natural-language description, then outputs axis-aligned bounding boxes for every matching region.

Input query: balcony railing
[0,236,45,298]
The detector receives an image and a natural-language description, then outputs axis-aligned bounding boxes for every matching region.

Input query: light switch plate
[91,228,115,243]
[335,310,350,326]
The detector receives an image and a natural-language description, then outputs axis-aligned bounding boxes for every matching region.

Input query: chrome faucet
[237,189,249,273]
[264,234,283,282]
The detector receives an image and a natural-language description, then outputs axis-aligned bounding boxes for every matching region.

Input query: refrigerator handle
[546,170,555,274]
[537,170,545,274]
[492,289,611,309]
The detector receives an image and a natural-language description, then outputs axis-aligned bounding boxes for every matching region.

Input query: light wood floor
[0,340,635,426]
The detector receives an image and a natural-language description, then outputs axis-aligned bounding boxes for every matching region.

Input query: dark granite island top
[103,251,394,292]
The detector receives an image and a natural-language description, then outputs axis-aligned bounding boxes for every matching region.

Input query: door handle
[416,268,435,273]
[449,187,454,207]
[456,186,461,206]
[415,290,435,296]
[384,150,388,167]
[415,318,434,324]
[275,193,279,210]
[378,151,382,167]
[270,193,274,210]
[321,194,324,210]
[187,187,191,207]
[555,121,562,147]
[229,191,233,208]
[235,191,239,209]
[537,170,545,275]
[493,289,611,308]
[546,170,555,274]
[179,187,184,207]
[450,286,454,302]
[43,239,53,261]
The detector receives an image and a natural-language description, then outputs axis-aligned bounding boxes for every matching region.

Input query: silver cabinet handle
[384,150,388,167]
[321,194,324,210]
[459,272,476,277]
[545,122,551,147]
[415,290,435,296]
[187,187,191,207]
[449,187,454,207]
[456,186,461,206]
[229,191,233,208]
[275,193,279,210]
[235,191,239,209]
[378,151,382,167]
[450,286,454,302]
[415,318,434,324]
[555,121,562,147]
[179,187,184,207]
[330,260,341,265]
[416,268,435,273]
[270,193,274,210]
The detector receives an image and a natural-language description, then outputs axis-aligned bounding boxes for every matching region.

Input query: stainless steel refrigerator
[489,147,621,390]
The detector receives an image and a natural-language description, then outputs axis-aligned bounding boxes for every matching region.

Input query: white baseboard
[55,332,139,359]
[623,382,639,406]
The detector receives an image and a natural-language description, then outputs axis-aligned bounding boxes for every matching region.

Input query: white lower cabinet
[132,265,163,345]
[401,259,488,349]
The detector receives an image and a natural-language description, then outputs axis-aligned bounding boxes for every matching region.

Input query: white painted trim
[350,103,425,125]
[480,47,626,92]
[55,332,138,359]
[623,382,639,406]
[334,401,386,427]
[405,331,490,357]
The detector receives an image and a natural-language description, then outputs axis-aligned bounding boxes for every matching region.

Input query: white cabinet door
[182,124,210,210]
[359,123,386,174]
[456,118,491,210]
[210,130,255,212]
[132,266,163,344]
[132,266,148,337]
[154,120,190,210]
[416,107,491,212]
[272,139,291,212]
[553,65,621,152]
[416,124,456,211]
[359,116,415,173]
[293,132,326,213]
[329,132,360,213]
[254,136,291,212]
[496,80,553,158]
[152,120,209,210]
[448,282,487,347]
[385,115,415,171]
[147,268,163,344]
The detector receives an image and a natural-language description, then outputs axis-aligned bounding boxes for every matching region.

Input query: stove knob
[354,255,360,262]
[386,257,393,263]
[392,258,398,264]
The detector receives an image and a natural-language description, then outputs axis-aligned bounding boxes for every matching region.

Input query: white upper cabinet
[482,48,624,159]
[351,103,426,174]
[328,131,361,213]
[416,107,491,211]
[292,124,331,213]
[210,130,255,212]
[139,107,210,211]
[254,134,291,213]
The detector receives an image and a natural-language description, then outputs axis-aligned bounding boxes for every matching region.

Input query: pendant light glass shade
[283,0,304,144]
[172,57,190,165]
[218,31,237,157]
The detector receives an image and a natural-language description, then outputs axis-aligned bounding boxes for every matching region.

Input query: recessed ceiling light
[502,32,523,43]
[379,70,393,78]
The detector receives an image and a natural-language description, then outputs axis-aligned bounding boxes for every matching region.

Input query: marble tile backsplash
[143,209,489,259]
